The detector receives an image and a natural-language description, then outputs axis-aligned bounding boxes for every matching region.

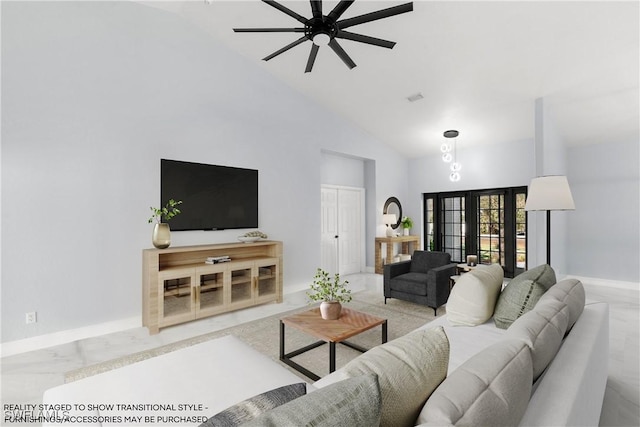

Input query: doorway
[321,185,365,275]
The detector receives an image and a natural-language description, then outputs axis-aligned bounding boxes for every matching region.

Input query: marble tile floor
[1,274,638,426]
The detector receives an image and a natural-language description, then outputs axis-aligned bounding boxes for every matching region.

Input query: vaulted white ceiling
[147,1,639,158]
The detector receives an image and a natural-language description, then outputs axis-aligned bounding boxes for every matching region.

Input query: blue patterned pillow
[242,374,381,427]
[200,383,306,427]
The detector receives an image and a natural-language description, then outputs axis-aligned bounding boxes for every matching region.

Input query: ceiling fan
[233,0,414,73]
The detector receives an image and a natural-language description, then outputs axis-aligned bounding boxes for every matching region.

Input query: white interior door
[321,187,339,274]
[321,186,364,276]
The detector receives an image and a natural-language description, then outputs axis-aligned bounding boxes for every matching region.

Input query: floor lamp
[524,175,575,265]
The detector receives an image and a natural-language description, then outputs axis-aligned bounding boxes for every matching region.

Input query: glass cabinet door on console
[158,268,196,328]
[229,261,255,308]
[195,265,226,317]
[255,258,279,303]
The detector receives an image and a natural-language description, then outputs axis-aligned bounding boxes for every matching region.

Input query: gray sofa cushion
[506,298,570,380]
[494,264,556,329]
[417,339,533,427]
[244,374,381,427]
[538,278,585,330]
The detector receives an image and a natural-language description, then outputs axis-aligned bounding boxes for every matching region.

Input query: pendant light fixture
[443,130,461,182]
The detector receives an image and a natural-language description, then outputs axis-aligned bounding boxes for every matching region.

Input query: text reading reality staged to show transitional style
[3,403,209,424]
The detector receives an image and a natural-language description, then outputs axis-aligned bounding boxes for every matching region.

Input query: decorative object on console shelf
[383,214,397,237]
[205,256,230,264]
[400,216,413,236]
[307,268,352,320]
[238,230,268,243]
[147,199,182,249]
[466,254,478,266]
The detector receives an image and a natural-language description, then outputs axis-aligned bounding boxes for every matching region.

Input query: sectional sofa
[43,264,609,427]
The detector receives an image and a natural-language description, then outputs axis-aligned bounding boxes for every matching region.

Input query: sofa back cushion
[417,339,533,427]
[505,298,570,380]
[493,264,556,329]
[410,251,451,274]
[538,278,585,330]
[447,264,504,326]
[314,326,449,427]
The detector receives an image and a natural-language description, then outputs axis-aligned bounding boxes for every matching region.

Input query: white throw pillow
[417,339,533,427]
[313,326,449,427]
[447,264,504,326]
[506,298,570,380]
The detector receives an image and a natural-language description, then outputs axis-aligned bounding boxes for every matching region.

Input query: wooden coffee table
[279,307,387,381]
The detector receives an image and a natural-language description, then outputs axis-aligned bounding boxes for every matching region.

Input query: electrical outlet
[25,312,37,324]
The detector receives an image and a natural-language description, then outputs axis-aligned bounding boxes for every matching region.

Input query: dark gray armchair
[383,251,457,315]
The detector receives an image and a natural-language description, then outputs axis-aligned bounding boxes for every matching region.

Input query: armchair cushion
[410,251,452,274]
[388,272,430,296]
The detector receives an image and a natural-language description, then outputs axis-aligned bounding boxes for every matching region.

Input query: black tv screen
[160,159,258,231]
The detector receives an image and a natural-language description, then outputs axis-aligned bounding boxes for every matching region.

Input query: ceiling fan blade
[305,44,320,73]
[234,28,305,33]
[327,0,355,21]
[336,30,396,49]
[328,39,356,69]
[263,36,308,61]
[262,0,309,25]
[310,0,322,19]
[337,2,413,29]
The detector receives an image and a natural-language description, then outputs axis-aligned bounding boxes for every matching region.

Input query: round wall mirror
[383,197,402,229]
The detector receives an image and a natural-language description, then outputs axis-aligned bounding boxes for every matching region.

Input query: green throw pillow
[493,264,556,329]
[242,374,381,427]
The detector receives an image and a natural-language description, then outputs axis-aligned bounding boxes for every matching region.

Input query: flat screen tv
[160,159,258,231]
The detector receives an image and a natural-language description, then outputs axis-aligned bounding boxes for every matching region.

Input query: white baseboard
[1,316,141,358]
[565,275,639,292]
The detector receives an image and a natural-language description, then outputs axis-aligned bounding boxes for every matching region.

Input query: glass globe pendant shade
[440,143,451,153]
[450,171,461,182]
[450,162,462,172]
[442,152,452,163]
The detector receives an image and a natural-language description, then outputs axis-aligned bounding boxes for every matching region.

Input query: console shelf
[143,241,283,334]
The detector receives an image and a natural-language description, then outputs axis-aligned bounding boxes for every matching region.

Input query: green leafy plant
[401,216,414,229]
[148,199,183,224]
[307,268,352,303]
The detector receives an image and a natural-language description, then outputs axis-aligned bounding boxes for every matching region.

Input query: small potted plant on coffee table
[307,268,352,320]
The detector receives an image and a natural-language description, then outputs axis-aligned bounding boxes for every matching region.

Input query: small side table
[279,307,387,381]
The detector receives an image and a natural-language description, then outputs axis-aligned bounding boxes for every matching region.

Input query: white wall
[408,138,535,248]
[1,2,408,343]
[568,140,640,282]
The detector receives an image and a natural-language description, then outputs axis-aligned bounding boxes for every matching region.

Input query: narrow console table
[374,235,421,274]
[142,241,283,334]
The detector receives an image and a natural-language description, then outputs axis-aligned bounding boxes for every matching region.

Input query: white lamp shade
[525,175,575,211]
[383,214,397,225]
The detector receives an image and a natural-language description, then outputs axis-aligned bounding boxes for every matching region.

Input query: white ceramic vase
[403,228,410,236]
[320,301,342,320]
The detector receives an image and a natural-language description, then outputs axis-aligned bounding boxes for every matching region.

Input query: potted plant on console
[307,268,352,320]
[401,216,413,236]
[148,199,182,249]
